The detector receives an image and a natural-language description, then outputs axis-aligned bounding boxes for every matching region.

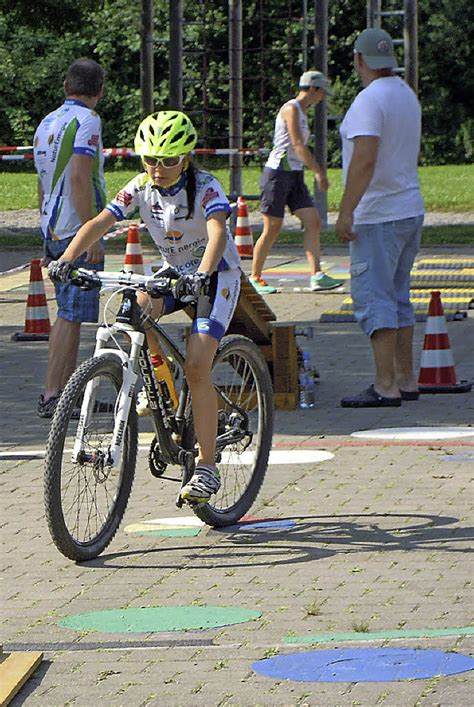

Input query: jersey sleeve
[344,92,383,140]
[199,176,232,219]
[106,176,142,221]
[73,111,102,158]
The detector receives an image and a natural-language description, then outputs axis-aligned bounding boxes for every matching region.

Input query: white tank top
[265,99,310,171]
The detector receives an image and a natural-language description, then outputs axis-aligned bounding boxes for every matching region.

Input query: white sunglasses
[143,154,186,168]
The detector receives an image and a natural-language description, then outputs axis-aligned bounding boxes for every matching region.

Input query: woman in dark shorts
[251,70,344,294]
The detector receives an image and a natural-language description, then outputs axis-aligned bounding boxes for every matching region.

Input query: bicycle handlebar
[70,268,176,295]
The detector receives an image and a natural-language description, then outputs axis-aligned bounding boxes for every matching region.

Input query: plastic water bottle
[299,352,316,409]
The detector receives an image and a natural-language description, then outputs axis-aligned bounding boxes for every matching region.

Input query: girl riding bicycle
[48,110,241,504]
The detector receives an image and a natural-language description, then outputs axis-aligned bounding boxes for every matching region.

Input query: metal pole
[302,0,308,71]
[404,0,418,95]
[140,0,154,117]
[169,0,183,109]
[229,0,243,203]
[367,0,381,28]
[313,0,328,228]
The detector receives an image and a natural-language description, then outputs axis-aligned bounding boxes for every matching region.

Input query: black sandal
[341,385,402,408]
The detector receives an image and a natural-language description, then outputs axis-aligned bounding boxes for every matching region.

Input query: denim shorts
[260,168,314,218]
[349,215,424,337]
[44,236,104,323]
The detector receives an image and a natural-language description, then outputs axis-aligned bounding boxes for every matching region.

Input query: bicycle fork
[72,324,143,468]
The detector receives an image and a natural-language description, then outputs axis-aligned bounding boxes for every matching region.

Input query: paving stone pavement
[1,246,473,706]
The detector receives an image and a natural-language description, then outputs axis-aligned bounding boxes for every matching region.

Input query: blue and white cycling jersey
[107,170,241,275]
[34,99,106,241]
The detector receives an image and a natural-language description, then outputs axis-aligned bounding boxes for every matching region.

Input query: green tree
[0,0,472,166]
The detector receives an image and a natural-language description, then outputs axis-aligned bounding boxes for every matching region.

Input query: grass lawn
[0,163,473,212]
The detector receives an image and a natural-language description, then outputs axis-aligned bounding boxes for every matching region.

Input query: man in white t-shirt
[336,28,424,408]
[34,58,106,417]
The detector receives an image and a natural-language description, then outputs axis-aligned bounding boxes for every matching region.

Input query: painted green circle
[60,606,261,633]
[136,528,202,537]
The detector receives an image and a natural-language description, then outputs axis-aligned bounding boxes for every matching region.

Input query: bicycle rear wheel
[44,354,138,561]
[193,335,273,527]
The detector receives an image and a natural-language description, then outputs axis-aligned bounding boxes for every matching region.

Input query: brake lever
[70,270,101,290]
[147,276,176,297]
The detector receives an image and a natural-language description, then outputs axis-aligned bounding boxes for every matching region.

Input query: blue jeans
[349,215,424,337]
[44,236,104,323]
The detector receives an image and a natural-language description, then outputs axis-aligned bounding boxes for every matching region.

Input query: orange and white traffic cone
[235,196,254,259]
[123,223,144,273]
[418,291,472,394]
[11,259,51,341]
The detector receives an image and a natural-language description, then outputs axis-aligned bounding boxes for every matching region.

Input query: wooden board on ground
[0,651,43,706]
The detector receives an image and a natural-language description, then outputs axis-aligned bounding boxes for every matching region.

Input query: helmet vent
[172,130,185,143]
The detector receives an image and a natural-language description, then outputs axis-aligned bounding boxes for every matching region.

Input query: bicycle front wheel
[193,335,273,527]
[44,354,138,561]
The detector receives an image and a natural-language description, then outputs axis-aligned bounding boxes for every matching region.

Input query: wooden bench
[226,272,301,410]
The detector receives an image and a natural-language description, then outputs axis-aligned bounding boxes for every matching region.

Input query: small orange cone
[11,259,51,341]
[235,196,254,259]
[418,291,472,394]
[123,223,144,273]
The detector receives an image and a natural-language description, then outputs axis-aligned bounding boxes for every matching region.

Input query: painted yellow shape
[0,651,43,706]
[138,432,155,445]
[125,523,186,533]
[125,516,205,533]
[0,271,31,293]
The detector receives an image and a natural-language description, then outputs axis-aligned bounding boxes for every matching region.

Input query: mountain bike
[44,268,273,561]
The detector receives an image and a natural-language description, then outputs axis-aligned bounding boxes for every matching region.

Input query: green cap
[354,28,397,69]
[299,70,333,96]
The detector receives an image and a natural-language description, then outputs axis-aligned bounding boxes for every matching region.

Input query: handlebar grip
[70,269,101,290]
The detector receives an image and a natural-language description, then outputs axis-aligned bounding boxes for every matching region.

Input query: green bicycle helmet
[134,111,198,157]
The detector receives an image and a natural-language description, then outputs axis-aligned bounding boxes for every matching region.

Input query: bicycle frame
[72,283,190,472]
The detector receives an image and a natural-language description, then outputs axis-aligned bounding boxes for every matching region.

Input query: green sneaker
[250,276,277,294]
[309,273,344,291]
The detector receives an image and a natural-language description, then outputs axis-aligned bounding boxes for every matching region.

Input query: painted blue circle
[221,519,297,532]
[252,648,474,683]
[238,520,296,531]
[442,454,474,463]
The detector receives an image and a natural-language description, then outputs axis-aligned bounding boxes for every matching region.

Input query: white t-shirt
[266,99,310,171]
[340,77,424,224]
[107,170,241,275]
[34,99,106,241]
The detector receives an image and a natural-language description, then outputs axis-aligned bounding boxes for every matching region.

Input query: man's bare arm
[336,136,379,242]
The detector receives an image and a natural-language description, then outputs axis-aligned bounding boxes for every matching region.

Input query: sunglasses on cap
[143,154,186,168]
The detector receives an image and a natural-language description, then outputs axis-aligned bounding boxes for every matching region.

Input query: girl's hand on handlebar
[173,271,210,303]
[48,260,73,283]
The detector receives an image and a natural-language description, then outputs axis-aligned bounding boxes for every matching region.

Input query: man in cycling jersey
[34,58,106,418]
[48,110,241,504]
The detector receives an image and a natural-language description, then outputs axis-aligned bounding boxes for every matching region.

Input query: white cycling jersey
[106,170,241,274]
[33,99,106,241]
